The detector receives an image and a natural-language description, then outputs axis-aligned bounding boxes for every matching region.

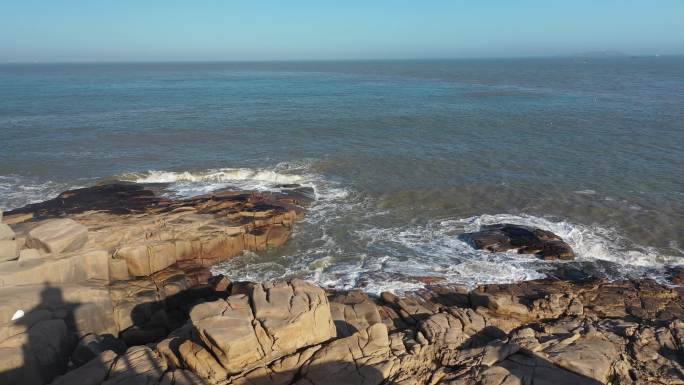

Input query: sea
[1,57,683,293]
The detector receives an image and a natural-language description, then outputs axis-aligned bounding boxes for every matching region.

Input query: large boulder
[188,279,336,376]
[462,223,575,260]
[26,218,88,254]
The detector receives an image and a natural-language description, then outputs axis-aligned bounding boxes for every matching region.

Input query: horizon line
[1,53,681,66]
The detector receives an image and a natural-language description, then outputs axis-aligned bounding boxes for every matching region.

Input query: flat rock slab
[461,223,575,260]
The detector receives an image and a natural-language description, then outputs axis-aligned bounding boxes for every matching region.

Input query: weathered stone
[295,324,393,385]
[0,240,19,262]
[160,369,209,385]
[103,346,167,385]
[330,290,383,338]
[0,250,110,287]
[17,248,42,262]
[0,345,44,385]
[1,212,34,225]
[190,280,335,375]
[53,350,118,385]
[26,218,88,254]
[71,333,126,367]
[108,258,130,282]
[0,223,14,241]
[0,283,117,337]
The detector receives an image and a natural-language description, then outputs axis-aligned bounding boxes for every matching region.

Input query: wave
[215,207,681,294]
[4,163,680,294]
[115,167,305,196]
[0,175,79,211]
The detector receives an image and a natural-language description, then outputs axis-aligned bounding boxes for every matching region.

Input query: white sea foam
[117,167,308,197]
[5,163,678,295]
[204,165,681,293]
[0,175,79,211]
[460,213,680,267]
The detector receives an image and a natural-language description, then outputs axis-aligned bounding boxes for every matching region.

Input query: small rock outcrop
[462,223,575,260]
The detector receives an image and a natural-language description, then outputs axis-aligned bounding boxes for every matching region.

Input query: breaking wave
[115,166,309,198]
[3,162,680,294]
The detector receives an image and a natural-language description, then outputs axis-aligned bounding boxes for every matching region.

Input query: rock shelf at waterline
[0,183,683,385]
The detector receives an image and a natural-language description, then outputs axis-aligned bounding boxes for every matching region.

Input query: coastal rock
[26,218,88,254]
[3,184,684,385]
[5,183,165,219]
[17,248,42,262]
[188,280,336,376]
[0,240,19,262]
[103,345,167,385]
[0,224,14,241]
[18,318,70,384]
[52,350,118,385]
[462,223,575,260]
[6,277,683,385]
[71,333,126,367]
[295,323,393,385]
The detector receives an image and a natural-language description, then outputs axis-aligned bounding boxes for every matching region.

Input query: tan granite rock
[52,350,118,385]
[189,280,335,377]
[26,218,88,254]
[0,223,14,241]
[295,323,394,385]
[102,346,167,385]
[0,240,18,262]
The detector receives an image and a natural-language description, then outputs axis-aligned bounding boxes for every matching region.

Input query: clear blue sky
[1,0,682,62]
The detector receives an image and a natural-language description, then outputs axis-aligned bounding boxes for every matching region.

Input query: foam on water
[209,168,681,294]
[3,162,679,294]
[0,175,79,211]
[116,166,309,197]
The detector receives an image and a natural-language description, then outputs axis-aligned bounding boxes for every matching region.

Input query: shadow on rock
[0,284,80,385]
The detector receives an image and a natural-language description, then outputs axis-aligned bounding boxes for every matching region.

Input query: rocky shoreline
[0,184,682,385]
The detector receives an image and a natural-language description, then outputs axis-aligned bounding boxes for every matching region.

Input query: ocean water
[1,58,683,292]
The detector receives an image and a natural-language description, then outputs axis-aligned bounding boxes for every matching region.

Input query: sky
[1,0,683,62]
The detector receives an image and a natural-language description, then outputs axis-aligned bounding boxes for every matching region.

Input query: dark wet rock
[666,266,684,285]
[462,223,575,260]
[4,183,168,219]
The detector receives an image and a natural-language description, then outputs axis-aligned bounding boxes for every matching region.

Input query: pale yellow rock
[0,223,14,241]
[190,280,335,375]
[26,218,88,253]
[17,248,43,262]
[1,212,33,225]
[108,258,130,281]
[80,249,111,282]
[0,240,19,262]
[295,324,394,385]
[114,243,150,276]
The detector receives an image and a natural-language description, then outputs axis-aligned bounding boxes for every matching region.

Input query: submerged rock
[461,223,575,260]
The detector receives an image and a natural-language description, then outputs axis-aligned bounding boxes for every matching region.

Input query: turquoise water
[1,58,683,290]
